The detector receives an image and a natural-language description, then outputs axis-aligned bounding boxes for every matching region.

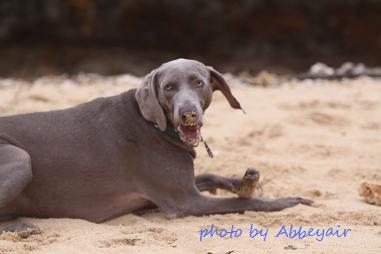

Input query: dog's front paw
[236,168,260,198]
[271,197,313,211]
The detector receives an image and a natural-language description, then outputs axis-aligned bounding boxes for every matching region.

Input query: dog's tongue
[178,125,200,146]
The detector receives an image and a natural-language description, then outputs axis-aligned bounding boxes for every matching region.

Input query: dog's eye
[195,80,204,87]
[164,84,173,91]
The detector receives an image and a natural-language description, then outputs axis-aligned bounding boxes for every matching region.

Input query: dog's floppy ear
[207,66,244,112]
[135,70,167,131]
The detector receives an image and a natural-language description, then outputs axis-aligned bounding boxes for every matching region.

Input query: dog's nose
[180,110,198,126]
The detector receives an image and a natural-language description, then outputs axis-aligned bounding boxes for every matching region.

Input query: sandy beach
[0,75,380,253]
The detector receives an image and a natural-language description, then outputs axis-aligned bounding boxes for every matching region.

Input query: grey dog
[0,59,311,233]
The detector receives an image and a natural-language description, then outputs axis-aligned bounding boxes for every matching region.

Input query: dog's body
[0,59,311,228]
[0,90,170,222]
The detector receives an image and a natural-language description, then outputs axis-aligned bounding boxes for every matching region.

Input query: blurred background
[0,0,380,78]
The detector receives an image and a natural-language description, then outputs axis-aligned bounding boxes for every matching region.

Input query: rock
[309,63,334,76]
[359,182,381,206]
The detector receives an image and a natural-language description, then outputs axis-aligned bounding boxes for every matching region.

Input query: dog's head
[135,58,243,146]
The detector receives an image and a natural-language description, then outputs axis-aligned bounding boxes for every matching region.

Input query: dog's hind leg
[0,143,41,236]
[0,143,32,213]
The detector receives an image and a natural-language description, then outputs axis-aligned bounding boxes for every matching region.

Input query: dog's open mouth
[177,124,202,146]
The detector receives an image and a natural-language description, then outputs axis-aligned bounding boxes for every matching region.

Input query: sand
[0,74,380,253]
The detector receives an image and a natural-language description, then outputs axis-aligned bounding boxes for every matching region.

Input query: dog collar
[164,126,182,141]
[153,124,181,142]
[152,123,214,158]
